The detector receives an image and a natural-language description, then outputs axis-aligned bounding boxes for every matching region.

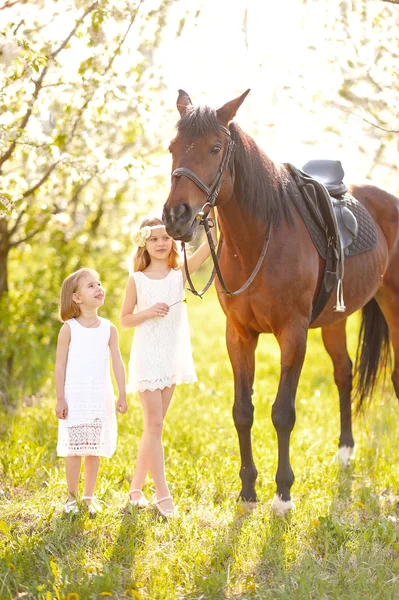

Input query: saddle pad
[293,190,378,260]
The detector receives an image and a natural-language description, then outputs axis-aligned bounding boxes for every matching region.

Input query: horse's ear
[216,89,250,124]
[177,89,193,116]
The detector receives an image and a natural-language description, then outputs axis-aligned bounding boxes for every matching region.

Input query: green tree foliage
[0,0,178,402]
[326,0,399,180]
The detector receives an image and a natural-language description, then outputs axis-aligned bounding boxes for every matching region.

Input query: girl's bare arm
[120,276,169,328]
[184,208,218,278]
[109,324,127,413]
[54,323,70,419]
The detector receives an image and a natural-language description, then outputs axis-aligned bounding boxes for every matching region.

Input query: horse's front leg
[271,324,308,516]
[226,322,259,502]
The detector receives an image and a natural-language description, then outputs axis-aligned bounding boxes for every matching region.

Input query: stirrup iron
[334,278,346,312]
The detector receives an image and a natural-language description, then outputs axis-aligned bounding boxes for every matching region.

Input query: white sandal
[155,495,177,518]
[63,499,78,514]
[128,488,150,509]
[82,495,101,517]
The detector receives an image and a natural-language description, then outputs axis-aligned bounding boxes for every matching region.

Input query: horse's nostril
[163,203,190,224]
[174,203,190,220]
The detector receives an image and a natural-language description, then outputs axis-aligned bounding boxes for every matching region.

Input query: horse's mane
[177,105,222,138]
[177,106,295,226]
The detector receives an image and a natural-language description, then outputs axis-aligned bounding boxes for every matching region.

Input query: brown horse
[162,89,399,515]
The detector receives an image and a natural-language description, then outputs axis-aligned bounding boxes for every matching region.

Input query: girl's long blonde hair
[59,268,99,321]
[131,218,180,272]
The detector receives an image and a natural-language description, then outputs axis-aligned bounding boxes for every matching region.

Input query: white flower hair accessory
[131,226,151,247]
[131,224,165,247]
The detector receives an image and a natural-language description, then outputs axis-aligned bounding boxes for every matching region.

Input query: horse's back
[349,182,399,256]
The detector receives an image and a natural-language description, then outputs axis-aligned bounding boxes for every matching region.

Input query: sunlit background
[155,0,399,189]
[2,0,398,217]
[2,7,399,596]
[1,0,398,400]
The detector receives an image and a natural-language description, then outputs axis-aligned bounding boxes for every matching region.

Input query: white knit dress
[57,317,117,458]
[128,268,197,392]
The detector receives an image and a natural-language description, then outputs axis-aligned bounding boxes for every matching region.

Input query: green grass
[1,284,399,599]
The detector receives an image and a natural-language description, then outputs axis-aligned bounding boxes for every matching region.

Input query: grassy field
[1,283,399,599]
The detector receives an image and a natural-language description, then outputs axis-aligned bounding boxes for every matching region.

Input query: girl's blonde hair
[59,268,99,321]
[132,217,180,272]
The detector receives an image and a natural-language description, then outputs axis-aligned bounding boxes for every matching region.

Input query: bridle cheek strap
[171,126,236,210]
[173,125,271,298]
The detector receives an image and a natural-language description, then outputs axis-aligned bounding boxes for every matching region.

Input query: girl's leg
[65,456,82,500]
[130,387,175,510]
[161,384,175,418]
[129,385,175,499]
[83,456,100,503]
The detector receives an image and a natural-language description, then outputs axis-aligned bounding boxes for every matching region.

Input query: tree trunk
[0,219,11,404]
[0,219,9,299]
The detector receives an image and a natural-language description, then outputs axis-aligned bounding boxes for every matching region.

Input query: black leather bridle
[171,125,272,298]
[172,125,236,209]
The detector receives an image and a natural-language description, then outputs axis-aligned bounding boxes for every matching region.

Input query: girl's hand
[146,302,169,319]
[55,399,68,419]
[117,397,128,414]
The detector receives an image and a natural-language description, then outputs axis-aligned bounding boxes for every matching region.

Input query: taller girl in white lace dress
[120,214,216,516]
[55,268,127,515]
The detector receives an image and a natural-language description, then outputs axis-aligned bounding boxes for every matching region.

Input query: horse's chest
[217,290,274,335]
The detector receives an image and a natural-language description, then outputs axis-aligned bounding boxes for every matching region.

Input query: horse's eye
[210,145,222,155]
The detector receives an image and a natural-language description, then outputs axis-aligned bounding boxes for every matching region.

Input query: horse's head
[162,89,250,241]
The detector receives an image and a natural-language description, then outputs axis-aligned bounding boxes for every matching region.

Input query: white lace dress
[128,268,197,392]
[57,317,117,458]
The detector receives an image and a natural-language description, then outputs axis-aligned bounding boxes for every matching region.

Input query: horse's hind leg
[321,319,354,465]
[388,326,399,401]
[226,323,259,502]
[377,284,399,401]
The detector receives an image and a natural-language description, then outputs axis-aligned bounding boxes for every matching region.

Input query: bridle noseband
[171,125,272,298]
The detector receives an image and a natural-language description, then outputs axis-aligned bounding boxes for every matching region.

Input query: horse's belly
[311,228,388,328]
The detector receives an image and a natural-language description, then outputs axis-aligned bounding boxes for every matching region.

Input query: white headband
[131,224,166,247]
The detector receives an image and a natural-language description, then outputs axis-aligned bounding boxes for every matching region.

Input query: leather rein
[171,125,272,298]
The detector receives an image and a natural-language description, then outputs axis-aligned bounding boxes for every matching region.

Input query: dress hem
[57,451,115,458]
[129,376,198,394]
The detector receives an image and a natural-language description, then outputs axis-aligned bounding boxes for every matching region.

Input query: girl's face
[145,227,173,260]
[73,272,105,309]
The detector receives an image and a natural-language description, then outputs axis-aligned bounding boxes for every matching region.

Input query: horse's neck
[217,197,265,257]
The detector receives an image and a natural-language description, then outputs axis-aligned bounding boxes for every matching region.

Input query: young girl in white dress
[55,268,127,515]
[120,215,216,516]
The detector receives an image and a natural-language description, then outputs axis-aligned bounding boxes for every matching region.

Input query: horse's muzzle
[162,204,200,242]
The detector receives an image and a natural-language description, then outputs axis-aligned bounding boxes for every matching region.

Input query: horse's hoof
[271,494,295,517]
[238,491,257,503]
[335,445,355,467]
[238,500,257,511]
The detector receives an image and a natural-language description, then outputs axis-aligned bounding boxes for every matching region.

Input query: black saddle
[286,160,377,323]
[302,160,348,197]
[302,160,357,250]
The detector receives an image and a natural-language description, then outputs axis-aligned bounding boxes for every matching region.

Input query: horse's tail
[354,298,391,413]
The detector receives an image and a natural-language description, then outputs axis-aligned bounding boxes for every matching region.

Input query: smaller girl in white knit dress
[55,268,127,515]
[120,214,216,517]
